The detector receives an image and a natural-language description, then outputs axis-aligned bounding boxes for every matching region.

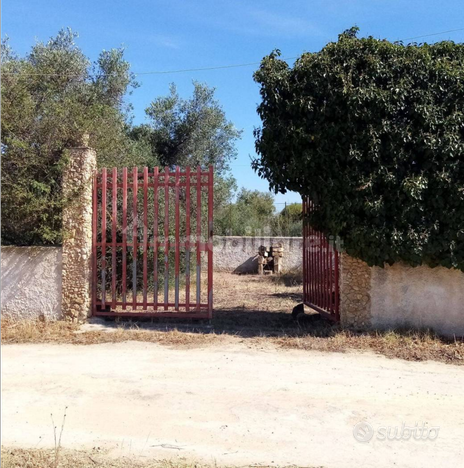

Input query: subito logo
[353,422,374,442]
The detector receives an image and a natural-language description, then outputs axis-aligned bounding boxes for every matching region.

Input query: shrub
[253,28,464,270]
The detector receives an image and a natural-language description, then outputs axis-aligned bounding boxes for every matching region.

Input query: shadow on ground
[270,291,303,302]
[91,305,336,339]
[86,271,339,338]
[90,271,460,345]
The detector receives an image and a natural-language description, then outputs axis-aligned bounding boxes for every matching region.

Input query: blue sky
[3,0,464,208]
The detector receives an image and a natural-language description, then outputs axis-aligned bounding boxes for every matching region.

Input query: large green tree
[253,29,464,270]
[1,29,142,245]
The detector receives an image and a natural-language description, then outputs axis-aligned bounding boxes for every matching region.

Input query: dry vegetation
[2,272,464,365]
[1,448,322,468]
[0,448,236,468]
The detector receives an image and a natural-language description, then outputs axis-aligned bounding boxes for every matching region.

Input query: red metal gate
[92,166,213,319]
[302,198,340,321]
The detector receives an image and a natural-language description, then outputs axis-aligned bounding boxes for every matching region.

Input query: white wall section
[1,247,63,320]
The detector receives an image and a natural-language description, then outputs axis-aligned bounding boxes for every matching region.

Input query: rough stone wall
[339,253,372,328]
[213,236,303,273]
[1,247,63,320]
[61,144,96,322]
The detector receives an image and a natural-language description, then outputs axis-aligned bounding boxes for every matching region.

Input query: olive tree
[1,29,141,244]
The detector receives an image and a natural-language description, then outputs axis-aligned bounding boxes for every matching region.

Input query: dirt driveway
[3,341,464,468]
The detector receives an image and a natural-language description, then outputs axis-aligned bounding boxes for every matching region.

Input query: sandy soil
[2,341,464,468]
[4,272,463,365]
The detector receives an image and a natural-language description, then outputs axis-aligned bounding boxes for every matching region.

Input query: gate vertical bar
[322,234,326,308]
[328,237,332,311]
[143,167,148,309]
[321,231,326,310]
[320,233,324,307]
[153,167,159,310]
[326,235,331,310]
[308,202,313,303]
[207,166,214,318]
[312,229,316,305]
[164,167,169,310]
[316,230,320,305]
[316,230,321,306]
[302,198,307,303]
[302,198,305,301]
[92,172,98,315]
[196,166,201,311]
[132,167,138,310]
[309,207,314,303]
[324,233,329,310]
[334,248,340,319]
[317,231,322,306]
[328,238,333,312]
[304,200,308,302]
[319,231,323,308]
[122,167,127,309]
[305,199,308,303]
[101,168,107,309]
[312,230,315,302]
[185,167,191,312]
[111,168,117,309]
[174,166,180,310]
[307,203,310,303]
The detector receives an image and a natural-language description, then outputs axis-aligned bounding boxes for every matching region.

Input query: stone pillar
[339,253,372,329]
[61,135,96,322]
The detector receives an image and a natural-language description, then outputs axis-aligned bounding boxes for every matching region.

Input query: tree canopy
[272,203,302,237]
[253,29,464,270]
[1,29,142,244]
[215,188,275,236]
[130,82,242,218]
[130,82,241,176]
[1,30,242,245]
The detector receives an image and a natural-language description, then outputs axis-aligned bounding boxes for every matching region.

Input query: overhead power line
[124,27,464,76]
[401,27,464,41]
[134,58,298,76]
[0,56,297,77]
[2,27,463,77]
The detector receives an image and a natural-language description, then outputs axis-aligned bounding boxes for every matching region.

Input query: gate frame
[302,198,340,322]
[92,165,214,319]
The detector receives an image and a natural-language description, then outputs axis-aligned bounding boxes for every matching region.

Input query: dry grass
[275,327,464,364]
[0,448,226,468]
[2,272,464,365]
[0,448,320,468]
[1,319,222,347]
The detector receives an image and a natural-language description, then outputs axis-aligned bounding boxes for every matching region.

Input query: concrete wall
[213,236,303,273]
[1,246,63,320]
[370,263,464,337]
[340,255,464,337]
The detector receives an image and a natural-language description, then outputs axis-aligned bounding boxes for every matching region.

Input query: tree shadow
[270,291,303,302]
[95,304,336,339]
[92,305,461,344]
